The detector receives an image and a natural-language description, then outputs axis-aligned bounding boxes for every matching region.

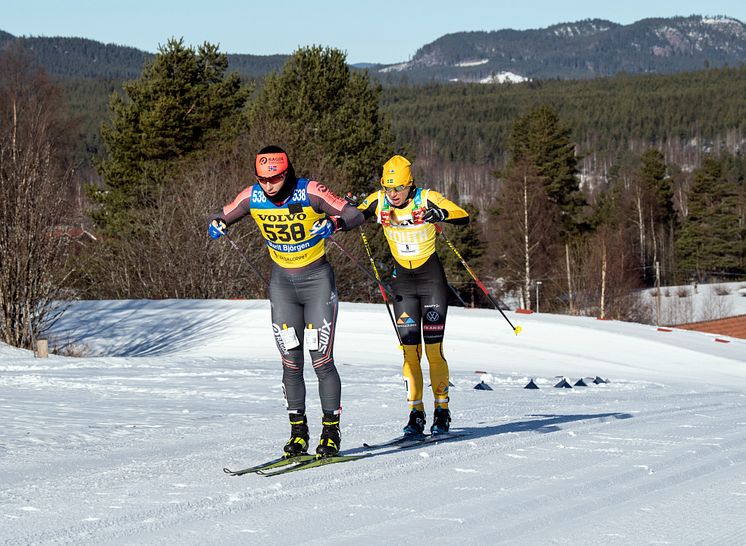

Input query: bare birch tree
[492,160,561,308]
[0,43,76,348]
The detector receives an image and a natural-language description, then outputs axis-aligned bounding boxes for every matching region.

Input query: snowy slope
[641,281,746,325]
[1,300,746,545]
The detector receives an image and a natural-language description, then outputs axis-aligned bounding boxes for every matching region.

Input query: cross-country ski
[223,454,316,476]
[257,453,370,476]
[362,431,469,450]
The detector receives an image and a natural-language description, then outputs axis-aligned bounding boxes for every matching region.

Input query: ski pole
[327,235,395,299]
[434,224,522,335]
[447,282,467,307]
[358,228,404,349]
[222,232,269,287]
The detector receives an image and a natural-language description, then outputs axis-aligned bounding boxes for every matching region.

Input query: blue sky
[4,1,746,64]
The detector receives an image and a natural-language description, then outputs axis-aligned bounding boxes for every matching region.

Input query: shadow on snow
[50,300,230,357]
[346,412,633,457]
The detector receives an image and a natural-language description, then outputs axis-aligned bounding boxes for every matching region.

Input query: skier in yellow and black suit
[358,155,469,436]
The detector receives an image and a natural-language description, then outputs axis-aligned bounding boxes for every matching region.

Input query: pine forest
[1,37,745,348]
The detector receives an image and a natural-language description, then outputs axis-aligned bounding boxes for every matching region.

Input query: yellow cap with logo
[380,155,413,189]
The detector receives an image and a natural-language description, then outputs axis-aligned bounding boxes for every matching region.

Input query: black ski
[362,434,426,449]
[223,454,316,476]
[258,453,370,476]
[226,433,468,477]
[363,431,468,450]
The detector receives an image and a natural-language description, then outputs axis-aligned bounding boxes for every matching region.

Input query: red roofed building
[677,315,746,340]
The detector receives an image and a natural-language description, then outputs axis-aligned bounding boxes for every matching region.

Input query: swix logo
[257,212,307,221]
[272,323,287,354]
[318,318,333,353]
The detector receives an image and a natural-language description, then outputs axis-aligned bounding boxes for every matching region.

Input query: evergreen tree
[240,46,396,301]
[506,105,588,238]
[498,105,588,312]
[249,46,393,195]
[90,38,251,236]
[636,149,675,282]
[639,149,674,227]
[675,156,743,280]
[491,160,563,309]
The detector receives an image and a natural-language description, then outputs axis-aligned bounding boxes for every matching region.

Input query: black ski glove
[424,205,447,223]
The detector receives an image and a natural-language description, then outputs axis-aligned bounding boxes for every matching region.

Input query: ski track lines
[487,410,746,544]
[297,397,732,544]
[278,395,742,544]
[4,391,746,544]
[71,404,746,544]
[299,397,746,545]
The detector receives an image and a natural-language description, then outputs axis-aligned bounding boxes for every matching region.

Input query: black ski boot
[430,407,451,435]
[283,413,309,457]
[316,413,341,458]
[403,409,426,436]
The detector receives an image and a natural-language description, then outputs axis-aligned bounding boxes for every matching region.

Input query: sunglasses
[257,172,286,184]
[383,184,409,193]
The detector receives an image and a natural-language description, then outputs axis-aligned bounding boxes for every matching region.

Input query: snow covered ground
[2,299,746,545]
[642,281,746,325]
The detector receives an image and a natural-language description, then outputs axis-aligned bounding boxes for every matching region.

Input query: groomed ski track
[1,300,746,545]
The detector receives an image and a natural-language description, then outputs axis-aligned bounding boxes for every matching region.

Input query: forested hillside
[5,14,746,84]
[382,66,746,187]
[47,51,746,311]
[377,15,746,82]
[0,32,288,79]
[0,35,149,78]
[59,65,746,175]
[1,35,744,339]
